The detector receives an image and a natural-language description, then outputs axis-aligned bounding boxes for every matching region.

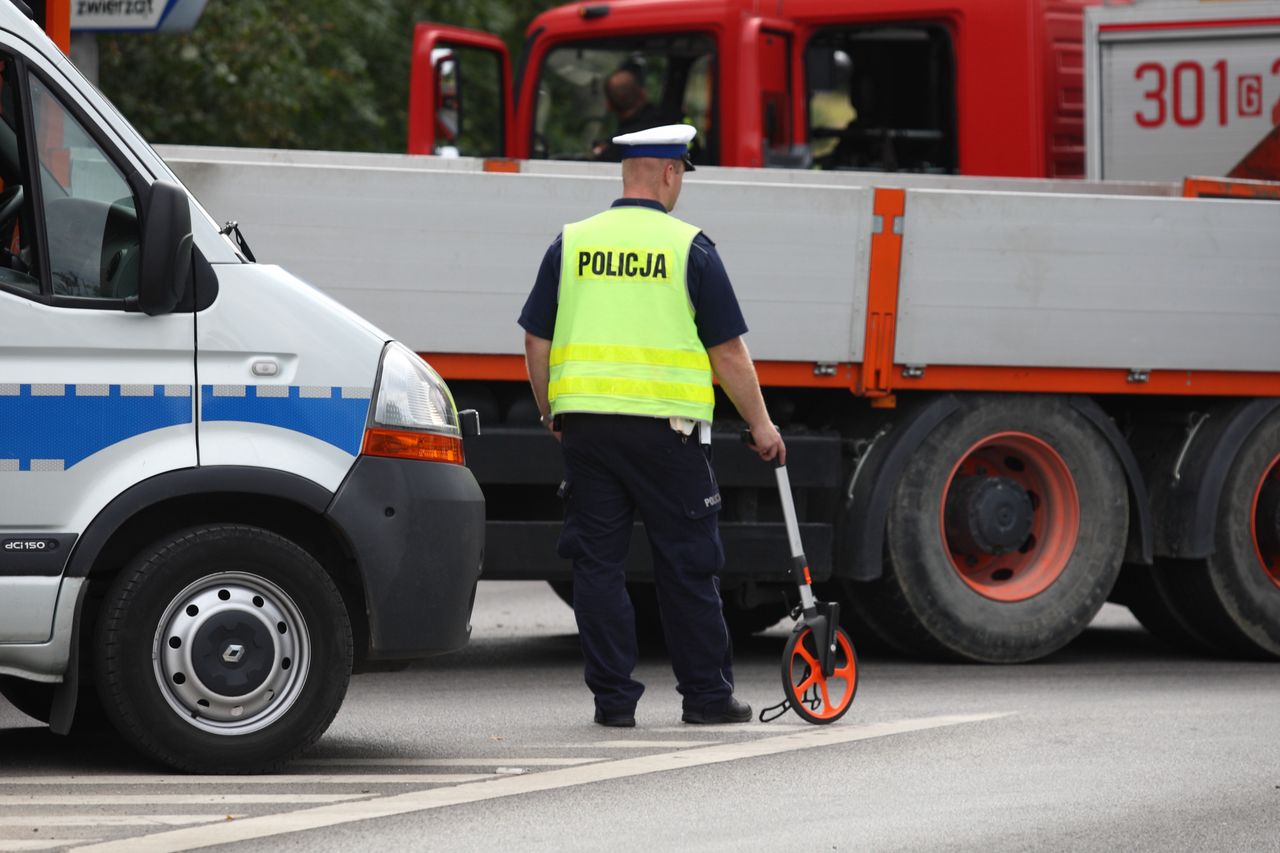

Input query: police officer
[519,124,785,727]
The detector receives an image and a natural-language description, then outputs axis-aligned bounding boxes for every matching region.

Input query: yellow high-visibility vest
[549,206,714,421]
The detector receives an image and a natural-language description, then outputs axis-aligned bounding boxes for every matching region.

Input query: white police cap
[612,123,697,171]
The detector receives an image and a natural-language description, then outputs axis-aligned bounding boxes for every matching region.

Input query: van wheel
[868,395,1128,662]
[1150,413,1280,658]
[94,525,352,772]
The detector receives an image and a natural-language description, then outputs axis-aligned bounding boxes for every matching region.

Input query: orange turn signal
[362,428,465,465]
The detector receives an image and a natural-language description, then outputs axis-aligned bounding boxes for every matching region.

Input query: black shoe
[682,696,752,724]
[594,707,636,728]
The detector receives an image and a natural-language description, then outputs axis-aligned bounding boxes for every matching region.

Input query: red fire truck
[407,0,1094,178]
[342,0,1280,665]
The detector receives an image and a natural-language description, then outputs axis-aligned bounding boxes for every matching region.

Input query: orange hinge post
[45,0,71,54]
[859,188,906,397]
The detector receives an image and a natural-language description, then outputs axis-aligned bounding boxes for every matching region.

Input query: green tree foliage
[96,0,556,152]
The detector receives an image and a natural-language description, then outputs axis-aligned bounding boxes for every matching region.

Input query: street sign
[71,0,208,33]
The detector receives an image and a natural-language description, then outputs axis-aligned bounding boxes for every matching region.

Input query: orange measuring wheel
[781,624,858,724]
[743,427,860,725]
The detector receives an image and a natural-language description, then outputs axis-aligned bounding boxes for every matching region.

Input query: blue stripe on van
[199,386,370,456]
[0,385,192,470]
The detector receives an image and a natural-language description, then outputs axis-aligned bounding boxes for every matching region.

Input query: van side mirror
[132,180,193,316]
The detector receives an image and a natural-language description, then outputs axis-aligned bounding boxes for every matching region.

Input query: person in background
[592,65,664,161]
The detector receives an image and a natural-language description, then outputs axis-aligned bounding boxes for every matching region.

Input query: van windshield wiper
[219,220,257,262]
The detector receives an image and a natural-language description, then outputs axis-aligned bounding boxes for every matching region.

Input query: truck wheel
[870,395,1128,662]
[1113,563,1222,654]
[94,525,352,772]
[1150,414,1280,658]
[828,580,913,656]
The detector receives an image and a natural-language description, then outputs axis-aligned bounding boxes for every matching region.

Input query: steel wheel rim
[1250,453,1280,588]
[940,431,1080,602]
[152,571,310,735]
[786,627,857,721]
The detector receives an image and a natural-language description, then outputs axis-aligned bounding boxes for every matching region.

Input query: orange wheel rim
[940,431,1080,602]
[786,627,857,720]
[1250,453,1280,589]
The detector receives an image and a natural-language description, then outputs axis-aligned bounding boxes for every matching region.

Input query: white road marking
[7,774,491,786]
[69,712,1011,853]
[295,757,605,768]
[0,817,241,828]
[536,740,718,749]
[650,724,805,733]
[0,794,365,806]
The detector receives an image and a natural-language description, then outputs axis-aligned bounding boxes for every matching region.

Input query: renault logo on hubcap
[222,643,246,664]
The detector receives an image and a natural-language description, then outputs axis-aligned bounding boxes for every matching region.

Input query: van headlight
[363,342,464,464]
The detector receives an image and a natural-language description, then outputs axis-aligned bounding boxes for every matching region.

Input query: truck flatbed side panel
[894,189,1280,372]
[158,145,1182,197]
[170,160,870,363]
[678,183,871,363]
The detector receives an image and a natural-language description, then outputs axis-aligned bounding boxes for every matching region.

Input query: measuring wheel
[743,428,860,725]
[782,623,858,724]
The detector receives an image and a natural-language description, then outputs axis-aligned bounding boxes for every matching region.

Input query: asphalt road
[2,581,1279,852]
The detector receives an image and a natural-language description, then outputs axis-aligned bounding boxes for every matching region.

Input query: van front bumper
[327,455,484,660]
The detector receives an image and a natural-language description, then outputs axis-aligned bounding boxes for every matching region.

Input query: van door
[0,45,196,643]
[407,24,513,157]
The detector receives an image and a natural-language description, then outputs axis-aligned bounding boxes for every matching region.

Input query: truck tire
[866,395,1128,662]
[1149,412,1280,658]
[831,579,916,656]
[1113,563,1223,654]
[94,525,353,772]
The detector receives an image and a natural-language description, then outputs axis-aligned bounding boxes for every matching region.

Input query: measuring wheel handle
[743,428,860,725]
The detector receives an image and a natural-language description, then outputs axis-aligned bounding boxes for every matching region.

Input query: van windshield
[532,34,716,165]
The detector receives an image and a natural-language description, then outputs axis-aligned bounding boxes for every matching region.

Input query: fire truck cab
[408,0,1094,179]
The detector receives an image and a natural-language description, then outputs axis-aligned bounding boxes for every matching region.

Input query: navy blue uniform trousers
[557,413,734,714]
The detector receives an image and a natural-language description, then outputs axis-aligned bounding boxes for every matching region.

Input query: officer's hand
[748,422,785,465]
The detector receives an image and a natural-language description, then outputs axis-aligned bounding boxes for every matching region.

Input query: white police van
[0,5,484,771]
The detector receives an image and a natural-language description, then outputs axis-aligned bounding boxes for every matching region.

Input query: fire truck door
[407,24,513,158]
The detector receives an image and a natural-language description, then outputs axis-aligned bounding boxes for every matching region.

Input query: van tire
[94,525,352,773]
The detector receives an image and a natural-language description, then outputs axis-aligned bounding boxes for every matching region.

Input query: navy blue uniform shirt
[517,198,748,348]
